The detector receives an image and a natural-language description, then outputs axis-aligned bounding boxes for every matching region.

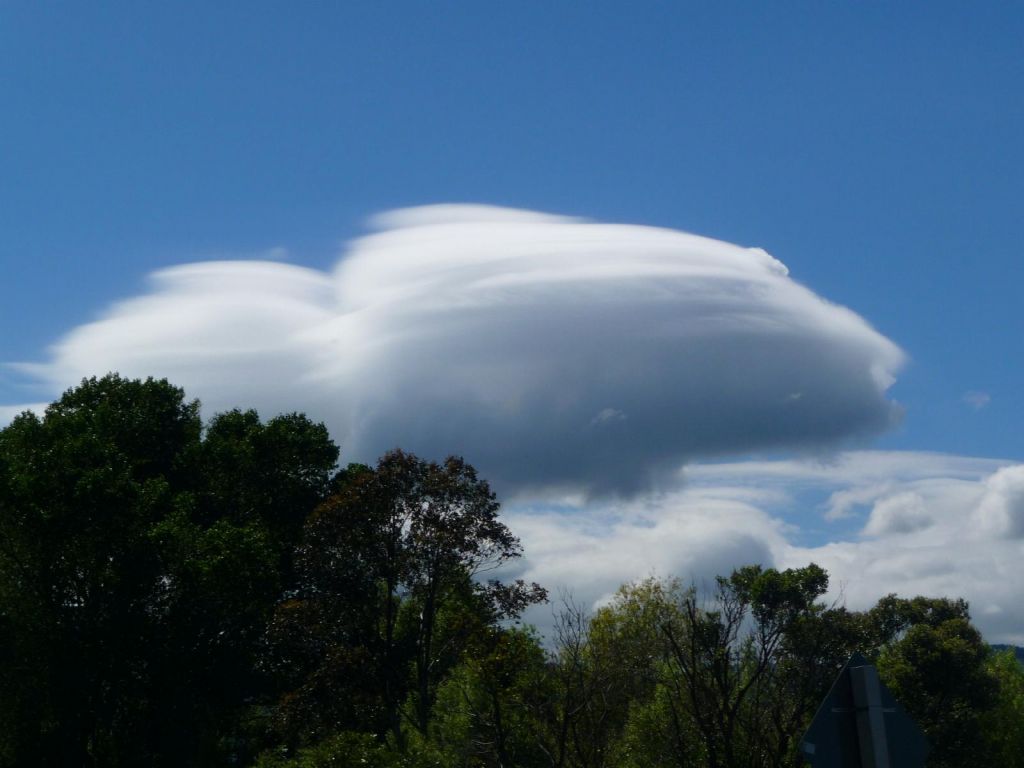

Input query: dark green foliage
[267,450,548,752]
[2,374,1022,767]
[0,376,201,766]
[980,648,1024,767]
[0,375,338,767]
[989,643,1024,664]
[655,564,849,768]
[875,597,1000,768]
[430,626,554,767]
[198,409,338,558]
[254,732,403,768]
[540,569,1012,768]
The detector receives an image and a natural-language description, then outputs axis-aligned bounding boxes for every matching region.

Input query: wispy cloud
[963,390,992,410]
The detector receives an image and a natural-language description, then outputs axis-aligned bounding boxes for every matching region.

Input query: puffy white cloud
[503,452,1024,645]
[10,205,904,495]
[973,465,1024,538]
[14,261,337,416]
[505,486,788,611]
[862,492,932,536]
[771,456,1024,645]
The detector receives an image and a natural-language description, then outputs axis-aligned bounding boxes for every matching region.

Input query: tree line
[0,375,1021,767]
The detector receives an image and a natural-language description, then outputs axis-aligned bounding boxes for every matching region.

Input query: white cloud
[7,205,904,496]
[590,407,627,427]
[13,261,337,418]
[687,450,1006,486]
[824,483,896,521]
[964,390,992,410]
[862,492,932,536]
[3,207,1022,644]
[751,455,1024,644]
[973,465,1024,538]
[505,485,788,624]
[503,453,1024,645]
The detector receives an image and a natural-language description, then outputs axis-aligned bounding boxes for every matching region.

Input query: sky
[2,3,1023,641]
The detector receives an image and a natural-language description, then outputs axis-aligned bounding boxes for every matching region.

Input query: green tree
[536,567,857,768]
[610,681,704,768]
[551,578,691,768]
[0,375,339,767]
[659,564,838,768]
[980,648,1024,767]
[587,579,697,768]
[430,626,552,767]
[269,450,547,753]
[196,409,338,572]
[0,375,203,765]
[254,732,403,768]
[874,597,999,768]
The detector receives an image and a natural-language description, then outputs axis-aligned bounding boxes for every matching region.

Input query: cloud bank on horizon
[13,204,905,495]
[507,451,1024,645]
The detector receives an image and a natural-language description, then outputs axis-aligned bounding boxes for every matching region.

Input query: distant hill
[991,644,1024,664]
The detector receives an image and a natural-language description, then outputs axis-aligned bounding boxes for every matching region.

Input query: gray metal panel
[800,653,928,768]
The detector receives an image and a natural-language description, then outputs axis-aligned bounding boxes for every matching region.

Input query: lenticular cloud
[19,205,904,494]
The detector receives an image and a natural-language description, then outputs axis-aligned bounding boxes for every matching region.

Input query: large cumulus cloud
[13,204,903,494]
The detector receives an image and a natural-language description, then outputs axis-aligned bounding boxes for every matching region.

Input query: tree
[535,567,857,768]
[0,375,339,767]
[656,564,838,768]
[980,648,1024,767]
[0,375,203,766]
[270,450,547,753]
[430,626,552,768]
[589,578,690,733]
[254,732,403,768]
[610,681,703,768]
[196,409,338,571]
[543,594,616,768]
[874,597,999,768]
[554,578,691,768]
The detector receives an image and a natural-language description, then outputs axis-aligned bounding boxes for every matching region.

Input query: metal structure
[801,653,928,768]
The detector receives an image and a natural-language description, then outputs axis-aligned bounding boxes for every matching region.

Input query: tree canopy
[0,375,338,766]
[1,374,1021,767]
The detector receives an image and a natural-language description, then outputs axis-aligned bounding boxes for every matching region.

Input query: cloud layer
[13,205,903,495]
[504,452,1024,645]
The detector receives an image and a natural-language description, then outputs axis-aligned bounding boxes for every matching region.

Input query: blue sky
[3,3,1023,639]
